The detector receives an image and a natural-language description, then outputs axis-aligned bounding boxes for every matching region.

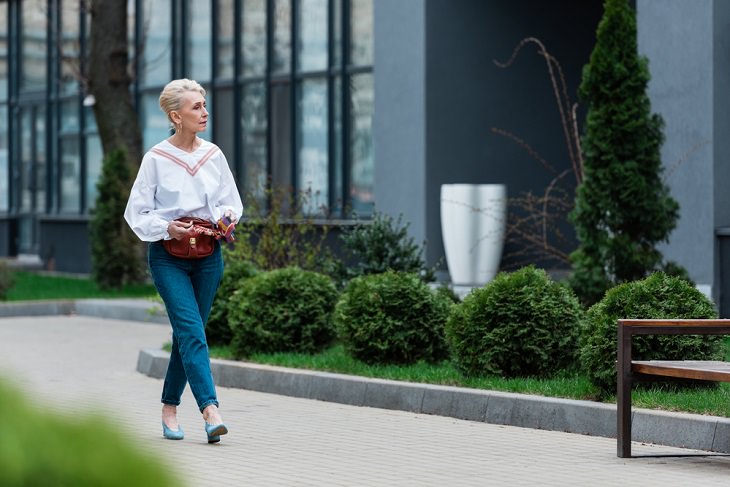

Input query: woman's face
[173,90,208,134]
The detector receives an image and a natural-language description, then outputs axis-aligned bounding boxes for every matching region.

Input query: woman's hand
[224,210,239,224]
[167,220,193,240]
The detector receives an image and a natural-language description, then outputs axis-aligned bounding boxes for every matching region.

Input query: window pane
[214,87,235,174]
[187,0,211,81]
[217,0,234,78]
[21,0,47,92]
[297,0,327,72]
[271,84,291,191]
[141,0,172,86]
[86,134,103,210]
[20,110,32,211]
[35,108,46,211]
[349,0,372,66]
[59,137,80,212]
[242,82,268,203]
[0,2,8,99]
[84,105,97,133]
[333,76,343,214]
[60,1,80,94]
[332,0,341,68]
[142,92,170,150]
[349,73,373,214]
[272,0,291,75]
[242,0,266,77]
[61,100,80,133]
[0,106,7,211]
[297,79,328,214]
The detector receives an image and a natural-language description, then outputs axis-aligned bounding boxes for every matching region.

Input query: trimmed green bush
[228,267,338,357]
[206,253,258,345]
[0,379,176,486]
[0,262,13,300]
[581,272,722,396]
[445,266,584,378]
[334,271,451,365]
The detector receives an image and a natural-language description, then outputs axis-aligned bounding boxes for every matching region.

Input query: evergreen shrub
[581,272,721,396]
[569,0,680,305]
[206,254,258,345]
[90,149,145,289]
[0,380,176,486]
[336,212,436,285]
[445,266,584,378]
[334,271,451,365]
[228,267,338,357]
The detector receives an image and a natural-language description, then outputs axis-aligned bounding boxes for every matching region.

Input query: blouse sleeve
[124,155,171,242]
[214,152,244,222]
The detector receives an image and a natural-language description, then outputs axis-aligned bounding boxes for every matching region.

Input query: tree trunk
[87,0,142,168]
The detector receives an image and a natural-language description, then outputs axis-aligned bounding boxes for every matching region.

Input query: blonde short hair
[159,78,207,125]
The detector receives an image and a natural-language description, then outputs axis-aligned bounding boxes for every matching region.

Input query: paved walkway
[1,315,730,486]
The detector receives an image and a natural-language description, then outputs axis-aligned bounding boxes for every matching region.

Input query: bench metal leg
[617,323,633,458]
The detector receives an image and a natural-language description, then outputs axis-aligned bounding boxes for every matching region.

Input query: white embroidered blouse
[124,139,244,242]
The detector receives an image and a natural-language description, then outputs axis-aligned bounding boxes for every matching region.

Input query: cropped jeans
[148,240,224,412]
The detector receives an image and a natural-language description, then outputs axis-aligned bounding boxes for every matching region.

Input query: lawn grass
[5,271,158,301]
[200,342,730,418]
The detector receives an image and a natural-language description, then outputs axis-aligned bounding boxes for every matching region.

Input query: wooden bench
[617,319,730,458]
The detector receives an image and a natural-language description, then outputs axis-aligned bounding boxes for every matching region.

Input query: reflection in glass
[242,0,267,77]
[333,77,343,214]
[271,83,291,196]
[242,82,268,205]
[332,0,342,68]
[86,134,103,210]
[349,0,373,66]
[272,0,291,75]
[60,2,80,94]
[214,88,235,175]
[142,93,171,150]
[60,137,81,212]
[35,108,46,211]
[141,0,172,86]
[21,0,47,92]
[349,73,373,215]
[187,0,212,81]
[0,2,7,98]
[0,106,7,211]
[61,100,80,133]
[20,110,32,211]
[217,0,235,78]
[297,79,328,215]
[297,0,327,72]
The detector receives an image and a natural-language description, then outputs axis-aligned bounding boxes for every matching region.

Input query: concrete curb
[0,298,169,324]
[137,348,730,454]
[3,298,730,454]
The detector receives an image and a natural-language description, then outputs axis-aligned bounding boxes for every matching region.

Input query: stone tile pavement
[2,315,730,486]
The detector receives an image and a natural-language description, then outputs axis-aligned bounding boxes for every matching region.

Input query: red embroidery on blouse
[151,145,219,176]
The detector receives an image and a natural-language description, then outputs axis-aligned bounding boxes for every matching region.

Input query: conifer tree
[90,149,145,289]
[569,0,679,305]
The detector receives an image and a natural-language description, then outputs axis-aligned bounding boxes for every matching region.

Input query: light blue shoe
[162,420,184,440]
[204,422,228,444]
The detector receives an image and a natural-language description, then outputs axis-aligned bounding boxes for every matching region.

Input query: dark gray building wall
[637,0,719,297]
[373,0,428,246]
[374,0,602,275]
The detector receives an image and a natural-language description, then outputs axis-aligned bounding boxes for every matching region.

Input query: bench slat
[632,360,730,382]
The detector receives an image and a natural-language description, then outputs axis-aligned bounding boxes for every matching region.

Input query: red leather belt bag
[162,217,221,259]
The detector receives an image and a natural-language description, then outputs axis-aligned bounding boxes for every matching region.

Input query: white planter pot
[440,184,507,286]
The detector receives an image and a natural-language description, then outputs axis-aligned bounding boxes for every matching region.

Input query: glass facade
[0,0,373,256]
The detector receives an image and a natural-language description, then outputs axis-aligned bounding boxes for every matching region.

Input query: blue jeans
[148,241,224,412]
